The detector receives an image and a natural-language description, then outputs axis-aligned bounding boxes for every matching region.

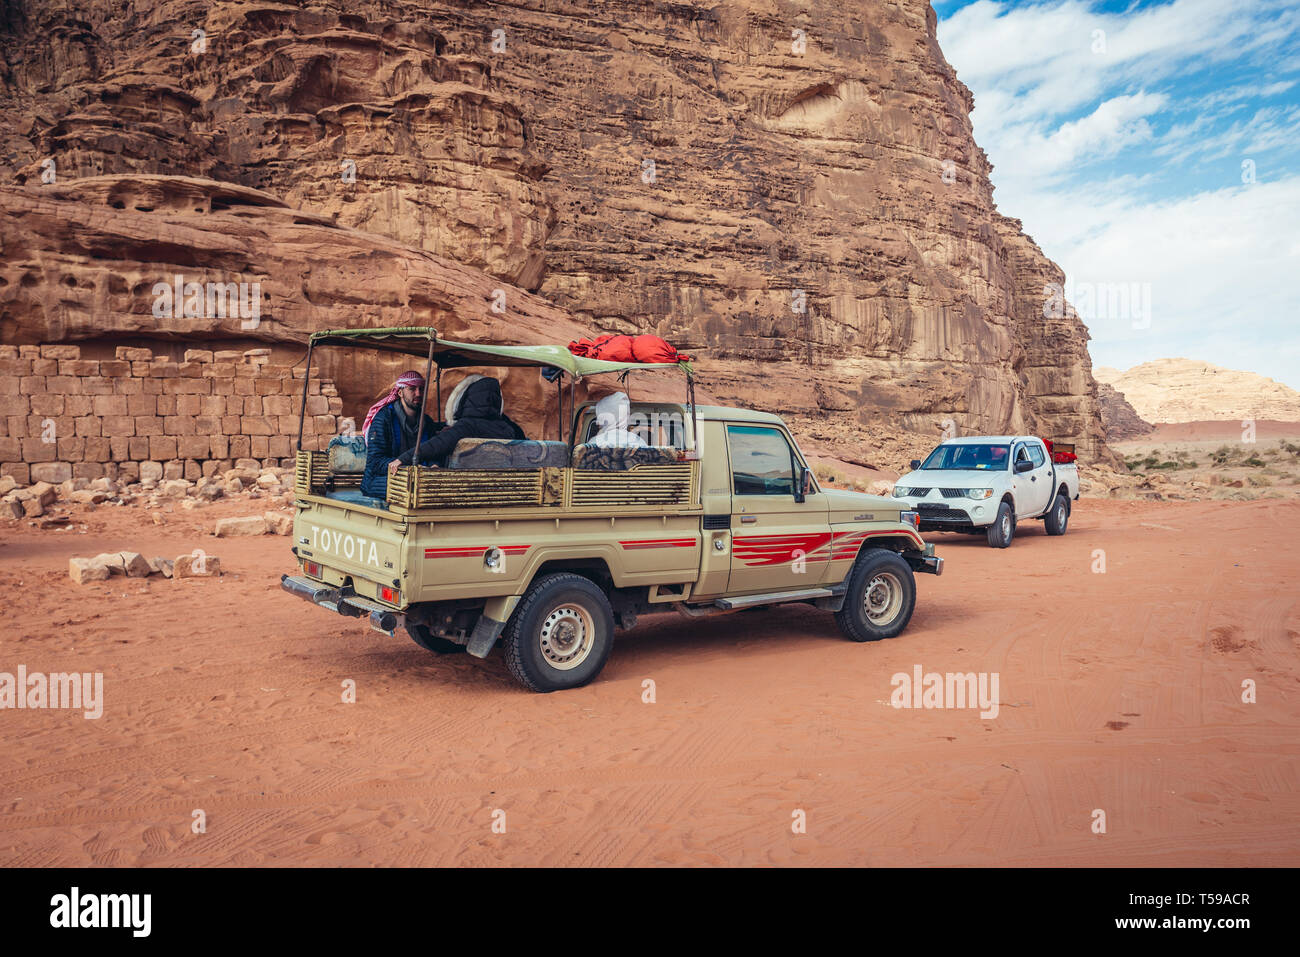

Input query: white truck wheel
[1044,493,1069,535]
[987,502,1014,548]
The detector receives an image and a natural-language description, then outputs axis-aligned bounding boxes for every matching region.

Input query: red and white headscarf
[361,370,425,442]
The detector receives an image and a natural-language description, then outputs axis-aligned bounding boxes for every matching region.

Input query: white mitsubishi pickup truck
[890,436,1079,548]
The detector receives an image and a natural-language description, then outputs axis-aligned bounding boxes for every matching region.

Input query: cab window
[1014,444,1032,465]
[727,425,796,496]
[1028,443,1046,468]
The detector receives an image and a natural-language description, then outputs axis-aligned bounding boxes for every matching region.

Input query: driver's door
[725,424,831,595]
[1011,441,1052,517]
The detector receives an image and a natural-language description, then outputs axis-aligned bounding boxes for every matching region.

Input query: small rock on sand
[173,553,221,578]
[214,516,268,537]
[68,557,110,584]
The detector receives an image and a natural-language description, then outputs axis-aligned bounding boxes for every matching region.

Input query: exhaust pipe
[370,610,398,634]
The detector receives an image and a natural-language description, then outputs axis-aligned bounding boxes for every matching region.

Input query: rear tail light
[380,585,400,605]
[303,561,322,578]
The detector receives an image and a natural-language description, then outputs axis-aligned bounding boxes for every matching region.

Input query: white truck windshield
[921,443,1011,471]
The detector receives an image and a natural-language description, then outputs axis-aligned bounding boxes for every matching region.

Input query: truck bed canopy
[300,326,697,451]
[307,327,692,379]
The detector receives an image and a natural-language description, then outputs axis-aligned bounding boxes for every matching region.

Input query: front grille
[907,487,932,496]
[916,504,969,521]
[939,488,966,498]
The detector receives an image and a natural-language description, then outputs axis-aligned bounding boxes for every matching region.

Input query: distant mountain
[1094,359,1300,423]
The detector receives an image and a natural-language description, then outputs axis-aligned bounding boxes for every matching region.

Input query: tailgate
[293,500,406,601]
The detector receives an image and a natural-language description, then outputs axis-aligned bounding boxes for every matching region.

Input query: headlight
[899,510,919,528]
[965,488,994,499]
[892,486,912,497]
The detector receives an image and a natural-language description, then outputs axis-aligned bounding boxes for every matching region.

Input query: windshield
[920,443,1010,471]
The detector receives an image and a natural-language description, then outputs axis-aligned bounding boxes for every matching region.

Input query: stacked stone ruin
[0,344,342,485]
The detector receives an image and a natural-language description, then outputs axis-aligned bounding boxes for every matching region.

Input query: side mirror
[1015,459,1034,473]
[795,466,813,503]
[909,459,921,471]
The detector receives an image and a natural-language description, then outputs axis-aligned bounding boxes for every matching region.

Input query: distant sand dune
[1095,359,1300,423]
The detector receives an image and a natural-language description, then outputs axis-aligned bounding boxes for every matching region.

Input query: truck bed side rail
[294,450,700,512]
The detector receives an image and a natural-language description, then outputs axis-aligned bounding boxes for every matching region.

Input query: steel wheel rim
[864,572,904,625]
[540,605,595,671]
[1056,501,1066,526]
[1001,513,1011,538]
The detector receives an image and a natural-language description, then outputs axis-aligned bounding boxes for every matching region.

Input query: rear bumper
[280,574,403,634]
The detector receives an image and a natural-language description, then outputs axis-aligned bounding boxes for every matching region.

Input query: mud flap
[466,595,521,658]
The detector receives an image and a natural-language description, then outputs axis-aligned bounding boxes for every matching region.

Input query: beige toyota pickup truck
[281,328,943,692]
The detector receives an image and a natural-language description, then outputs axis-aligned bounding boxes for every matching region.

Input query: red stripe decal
[619,539,697,549]
[425,545,532,559]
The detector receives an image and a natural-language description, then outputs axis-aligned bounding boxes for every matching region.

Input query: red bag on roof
[593,335,637,362]
[567,334,614,358]
[631,334,691,363]
[567,333,691,364]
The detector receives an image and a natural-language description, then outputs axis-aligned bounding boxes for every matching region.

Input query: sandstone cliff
[0,0,1117,462]
[1095,381,1153,441]
[1095,360,1300,424]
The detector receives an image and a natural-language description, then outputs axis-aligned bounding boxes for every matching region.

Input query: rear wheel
[503,573,615,692]
[986,501,1014,548]
[834,548,916,642]
[1044,493,1069,535]
[406,622,466,655]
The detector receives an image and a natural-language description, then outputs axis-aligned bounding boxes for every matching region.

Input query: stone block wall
[0,344,343,485]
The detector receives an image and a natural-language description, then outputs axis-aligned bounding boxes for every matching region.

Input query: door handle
[740,516,758,524]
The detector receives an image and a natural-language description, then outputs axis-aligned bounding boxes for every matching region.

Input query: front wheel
[986,501,1015,548]
[1044,493,1069,535]
[503,573,615,692]
[834,548,917,642]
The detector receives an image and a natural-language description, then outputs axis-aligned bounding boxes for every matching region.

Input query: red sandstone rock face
[0,176,698,438]
[0,0,1116,462]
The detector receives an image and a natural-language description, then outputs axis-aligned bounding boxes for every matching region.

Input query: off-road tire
[987,501,1015,548]
[1044,493,1070,536]
[834,548,917,642]
[406,622,467,655]
[503,573,615,692]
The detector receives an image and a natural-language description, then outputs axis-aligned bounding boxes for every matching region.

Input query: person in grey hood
[389,374,525,472]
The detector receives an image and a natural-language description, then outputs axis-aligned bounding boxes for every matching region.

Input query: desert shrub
[1243,455,1266,467]
[813,463,842,485]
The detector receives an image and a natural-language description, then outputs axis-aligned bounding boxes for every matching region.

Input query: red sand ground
[1,497,1297,866]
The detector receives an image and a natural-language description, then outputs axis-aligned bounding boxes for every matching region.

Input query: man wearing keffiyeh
[359,370,439,499]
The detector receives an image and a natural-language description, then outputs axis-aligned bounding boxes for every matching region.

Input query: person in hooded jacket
[588,392,647,448]
[359,370,439,499]
[389,374,525,474]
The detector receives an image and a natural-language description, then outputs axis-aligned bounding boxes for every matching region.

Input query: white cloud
[937,0,1300,387]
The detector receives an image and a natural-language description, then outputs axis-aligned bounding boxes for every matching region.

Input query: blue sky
[934,0,1300,388]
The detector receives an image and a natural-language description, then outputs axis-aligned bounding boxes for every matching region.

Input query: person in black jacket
[359,371,439,499]
[389,374,525,474]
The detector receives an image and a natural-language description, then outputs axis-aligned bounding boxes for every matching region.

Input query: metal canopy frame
[296,327,697,452]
